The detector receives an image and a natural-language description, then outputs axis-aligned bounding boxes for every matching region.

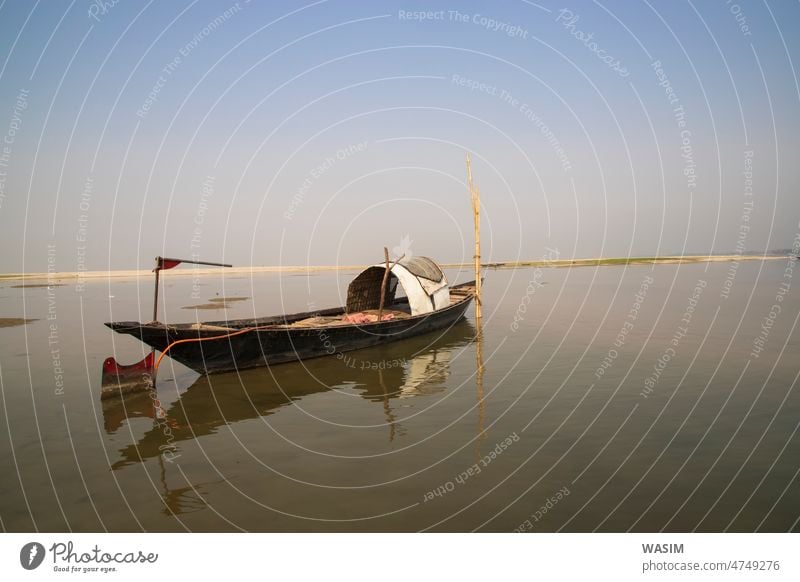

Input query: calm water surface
[1,260,798,532]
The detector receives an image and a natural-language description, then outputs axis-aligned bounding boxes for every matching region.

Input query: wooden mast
[378,247,390,321]
[151,256,232,322]
[466,153,482,319]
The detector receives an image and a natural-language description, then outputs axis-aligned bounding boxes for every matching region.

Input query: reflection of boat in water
[102,320,476,469]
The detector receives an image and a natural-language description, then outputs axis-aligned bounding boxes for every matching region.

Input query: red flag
[156,258,181,270]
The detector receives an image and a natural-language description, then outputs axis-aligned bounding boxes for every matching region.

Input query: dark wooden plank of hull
[108,294,473,374]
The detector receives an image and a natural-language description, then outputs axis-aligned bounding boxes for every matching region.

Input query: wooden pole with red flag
[151,256,232,322]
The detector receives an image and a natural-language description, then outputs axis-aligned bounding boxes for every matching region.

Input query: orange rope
[152,325,274,381]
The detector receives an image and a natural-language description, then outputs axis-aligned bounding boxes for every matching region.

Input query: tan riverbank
[0,254,788,283]
[480,254,789,269]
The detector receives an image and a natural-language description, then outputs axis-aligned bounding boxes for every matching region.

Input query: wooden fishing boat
[105,256,476,376]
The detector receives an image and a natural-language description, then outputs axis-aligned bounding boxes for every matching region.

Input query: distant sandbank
[0,255,789,284]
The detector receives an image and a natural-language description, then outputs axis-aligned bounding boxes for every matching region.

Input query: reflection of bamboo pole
[466,154,482,319]
[475,322,487,455]
[378,368,397,443]
[157,451,171,516]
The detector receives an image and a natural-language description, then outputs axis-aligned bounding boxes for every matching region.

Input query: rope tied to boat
[152,324,270,383]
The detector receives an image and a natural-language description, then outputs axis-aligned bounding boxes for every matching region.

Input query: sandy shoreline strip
[0,255,788,283]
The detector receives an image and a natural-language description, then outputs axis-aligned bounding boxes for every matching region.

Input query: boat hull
[106,283,474,374]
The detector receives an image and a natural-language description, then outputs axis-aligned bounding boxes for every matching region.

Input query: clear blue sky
[0,0,798,272]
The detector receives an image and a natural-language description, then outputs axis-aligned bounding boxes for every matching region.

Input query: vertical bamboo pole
[466,154,486,453]
[474,185,482,319]
[466,154,482,319]
[378,246,390,321]
[152,262,161,322]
